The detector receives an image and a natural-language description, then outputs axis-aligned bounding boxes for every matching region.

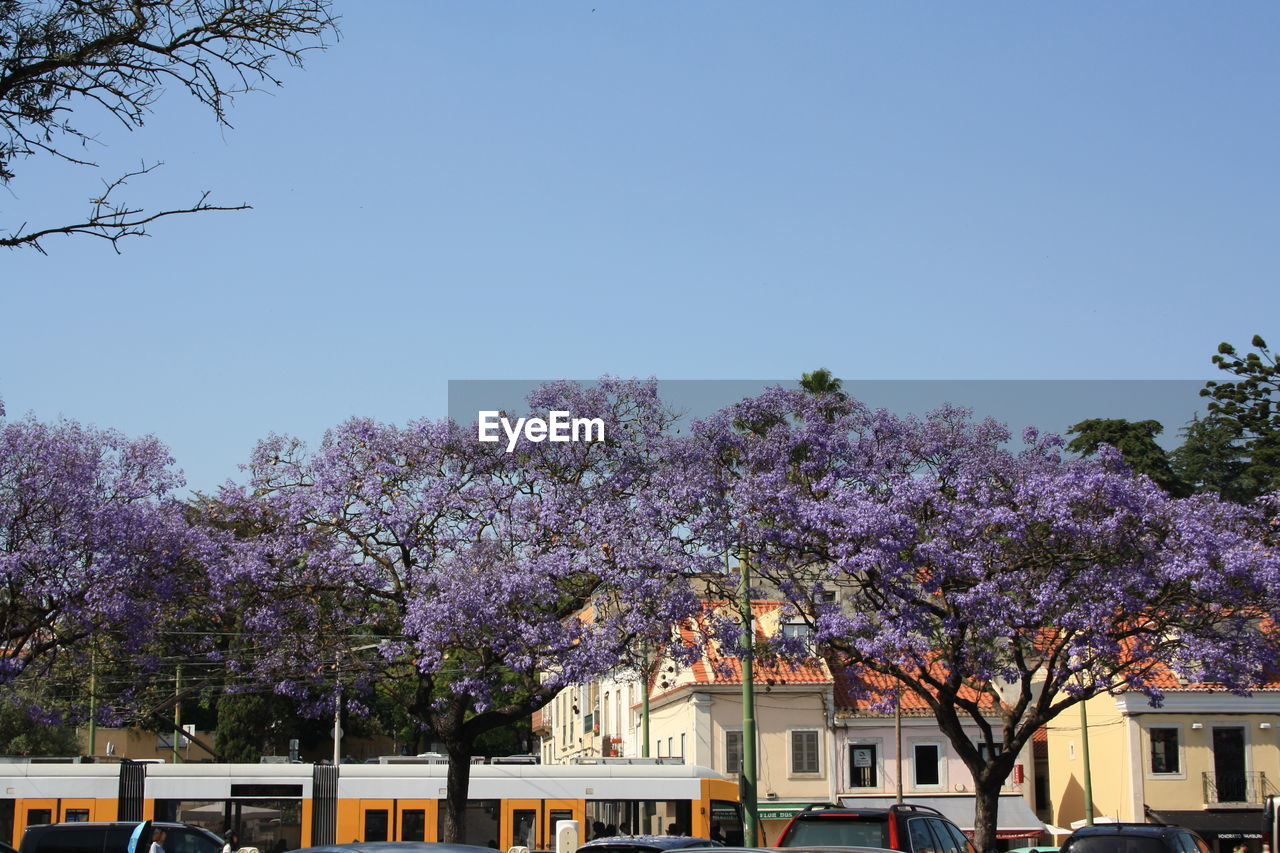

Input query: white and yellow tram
[0,761,742,852]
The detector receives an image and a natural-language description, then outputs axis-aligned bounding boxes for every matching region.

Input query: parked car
[1060,824,1210,853]
[675,847,896,853]
[576,837,723,853]
[775,804,976,853]
[20,822,224,853]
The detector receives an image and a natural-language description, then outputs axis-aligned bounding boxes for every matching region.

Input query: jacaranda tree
[0,412,199,702]
[668,387,1280,852]
[216,379,702,842]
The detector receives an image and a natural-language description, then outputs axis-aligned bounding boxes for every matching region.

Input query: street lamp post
[333,643,384,765]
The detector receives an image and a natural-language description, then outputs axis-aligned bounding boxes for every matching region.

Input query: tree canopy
[1201,334,1280,500]
[213,379,702,842]
[666,386,1280,852]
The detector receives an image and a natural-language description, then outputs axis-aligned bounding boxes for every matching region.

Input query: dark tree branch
[2,162,248,252]
[0,0,336,252]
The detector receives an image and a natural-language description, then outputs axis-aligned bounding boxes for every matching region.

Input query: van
[20,822,224,853]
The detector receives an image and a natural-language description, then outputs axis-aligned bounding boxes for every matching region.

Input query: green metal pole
[1080,699,1094,825]
[740,554,759,847]
[641,639,651,758]
[87,649,97,758]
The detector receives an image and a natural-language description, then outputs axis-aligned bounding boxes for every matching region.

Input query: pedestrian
[149,828,167,853]
[222,830,240,853]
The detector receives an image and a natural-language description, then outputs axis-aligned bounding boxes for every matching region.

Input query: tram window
[2,798,14,849]
[549,811,573,842]
[589,801,690,837]
[27,809,52,827]
[401,810,426,842]
[364,810,389,843]
[513,811,536,848]
[437,801,499,850]
[710,801,743,846]
[64,811,89,823]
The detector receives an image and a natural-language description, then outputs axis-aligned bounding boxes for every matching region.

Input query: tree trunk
[971,777,1002,853]
[442,739,474,843]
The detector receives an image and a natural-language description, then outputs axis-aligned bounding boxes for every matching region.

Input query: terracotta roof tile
[832,664,1000,715]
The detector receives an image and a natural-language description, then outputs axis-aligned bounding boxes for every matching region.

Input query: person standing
[149,828,167,853]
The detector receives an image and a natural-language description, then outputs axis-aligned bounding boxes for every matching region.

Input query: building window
[781,621,815,654]
[792,730,820,774]
[914,743,941,787]
[1150,727,1179,774]
[976,741,1003,762]
[680,733,686,758]
[849,743,878,788]
[725,730,743,775]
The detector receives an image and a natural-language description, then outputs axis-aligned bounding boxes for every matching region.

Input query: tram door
[19,799,58,836]
[502,800,581,850]
[396,800,434,843]
[357,800,394,843]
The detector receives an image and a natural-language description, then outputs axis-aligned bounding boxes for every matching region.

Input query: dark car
[1060,824,1210,853]
[673,847,896,853]
[576,836,723,853]
[4,839,19,853]
[775,804,976,853]
[20,822,224,853]
[288,844,494,853]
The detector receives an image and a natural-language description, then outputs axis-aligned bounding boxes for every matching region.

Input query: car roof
[290,844,494,853]
[578,838,720,851]
[792,804,944,819]
[28,823,203,831]
[1069,826,1185,838]
[684,847,898,853]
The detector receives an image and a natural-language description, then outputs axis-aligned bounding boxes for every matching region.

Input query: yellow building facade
[1046,686,1280,853]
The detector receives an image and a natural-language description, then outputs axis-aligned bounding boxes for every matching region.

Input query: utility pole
[1080,700,1094,825]
[333,651,342,766]
[640,637,651,758]
[172,665,182,764]
[895,688,903,804]
[87,648,97,758]
[739,551,759,847]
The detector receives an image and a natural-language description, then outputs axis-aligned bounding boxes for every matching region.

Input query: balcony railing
[1202,771,1278,805]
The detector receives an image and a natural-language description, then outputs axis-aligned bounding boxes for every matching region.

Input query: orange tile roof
[1129,663,1280,692]
[646,601,833,700]
[832,664,1000,715]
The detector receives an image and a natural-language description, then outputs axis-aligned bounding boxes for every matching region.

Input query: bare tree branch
[2,161,248,252]
[0,0,337,252]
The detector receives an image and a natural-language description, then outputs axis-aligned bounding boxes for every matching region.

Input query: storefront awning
[837,795,1046,840]
[1146,810,1264,841]
[757,803,811,821]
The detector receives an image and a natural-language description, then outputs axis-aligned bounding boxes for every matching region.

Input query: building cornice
[1114,691,1280,715]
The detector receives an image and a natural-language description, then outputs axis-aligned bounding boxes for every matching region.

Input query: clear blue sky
[2,2,1277,494]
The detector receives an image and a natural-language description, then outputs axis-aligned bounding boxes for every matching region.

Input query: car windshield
[781,819,889,848]
[1066,837,1169,853]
